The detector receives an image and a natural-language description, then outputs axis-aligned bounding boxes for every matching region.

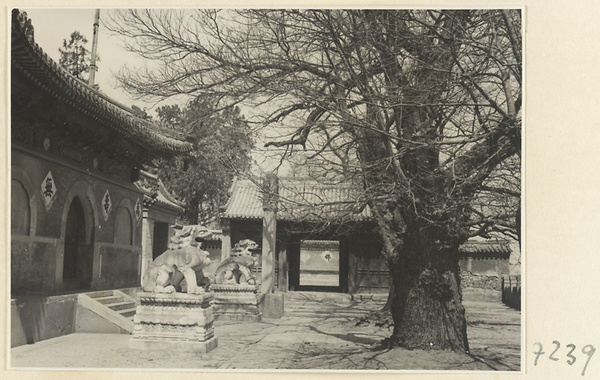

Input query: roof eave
[11,9,193,158]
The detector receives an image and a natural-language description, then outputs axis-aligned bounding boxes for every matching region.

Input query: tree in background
[59,31,93,80]
[106,9,521,351]
[154,97,253,225]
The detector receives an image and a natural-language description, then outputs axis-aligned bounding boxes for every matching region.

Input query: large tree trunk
[387,227,469,351]
[381,278,394,312]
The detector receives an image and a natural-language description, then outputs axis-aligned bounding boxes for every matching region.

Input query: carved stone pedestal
[129,292,218,353]
[211,284,262,322]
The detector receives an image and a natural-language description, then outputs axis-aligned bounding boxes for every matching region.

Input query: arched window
[114,206,133,245]
[11,179,30,236]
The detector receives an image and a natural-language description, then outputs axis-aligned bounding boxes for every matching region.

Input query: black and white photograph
[2,2,596,379]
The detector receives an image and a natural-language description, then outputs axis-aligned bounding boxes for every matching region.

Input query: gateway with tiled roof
[220,175,515,296]
[222,177,372,222]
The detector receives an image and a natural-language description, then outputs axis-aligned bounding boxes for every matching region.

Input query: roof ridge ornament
[12,9,193,156]
[13,10,35,44]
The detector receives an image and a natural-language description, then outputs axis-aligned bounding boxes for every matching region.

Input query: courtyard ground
[10,291,521,371]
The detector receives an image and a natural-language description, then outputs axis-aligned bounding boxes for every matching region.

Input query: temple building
[10,9,191,297]
[220,176,387,295]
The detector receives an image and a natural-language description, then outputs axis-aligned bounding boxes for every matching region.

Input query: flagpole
[89,9,100,86]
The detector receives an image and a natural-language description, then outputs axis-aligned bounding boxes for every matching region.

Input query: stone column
[141,210,154,286]
[347,237,358,294]
[277,233,288,292]
[221,218,232,262]
[261,173,278,295]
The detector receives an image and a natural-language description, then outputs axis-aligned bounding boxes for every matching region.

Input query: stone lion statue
[214,239,260,285]
[142,225,213,294]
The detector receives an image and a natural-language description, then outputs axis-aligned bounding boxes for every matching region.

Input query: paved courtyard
[10,292,521,371]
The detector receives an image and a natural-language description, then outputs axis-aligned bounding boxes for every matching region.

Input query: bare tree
[105,9,521,351]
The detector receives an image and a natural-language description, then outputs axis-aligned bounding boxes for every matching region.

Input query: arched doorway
[63,196,92,290]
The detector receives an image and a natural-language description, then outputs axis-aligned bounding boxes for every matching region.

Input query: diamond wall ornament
[134,198,142,224]
[102,190,112,221]
[322,250,336,262]
[40,171,57,210]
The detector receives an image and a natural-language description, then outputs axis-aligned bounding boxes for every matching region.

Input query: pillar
[141,210,154,286]
[261,173,278,295]
[221,219,232,261]
[347,237,359,295]
[277,234,288,292]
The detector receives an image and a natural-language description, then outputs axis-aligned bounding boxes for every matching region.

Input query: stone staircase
[77,289,139,333]
[283,292,387,320]
[87,290,138,319]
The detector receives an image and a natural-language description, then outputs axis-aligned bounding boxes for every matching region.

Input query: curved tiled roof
[222,177,515,256]
[11,9,192,156]
[458,239,512,258]
[221,177,372,222]
[135,170,184,213]
[221,178,264,219]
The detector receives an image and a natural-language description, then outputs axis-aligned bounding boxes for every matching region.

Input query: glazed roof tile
[458,240,512,257]
[11,10,192,156]
[222,177,515,255]
[222,179,264,219]
[135,170,184,213]
[221,177,372,222]
[155,181,185,213]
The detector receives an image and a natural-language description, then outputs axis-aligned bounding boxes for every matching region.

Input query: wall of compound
[11,148,143,296]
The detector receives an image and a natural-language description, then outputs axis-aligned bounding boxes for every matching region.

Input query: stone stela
[129,292,217,353]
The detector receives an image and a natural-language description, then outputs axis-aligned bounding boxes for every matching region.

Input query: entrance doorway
[152,222,169,260]
[63,196,92,291]
[290,239,348,292]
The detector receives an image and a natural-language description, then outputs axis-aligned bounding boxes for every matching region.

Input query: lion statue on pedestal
[214,239,260,285]
[142,225,212,294]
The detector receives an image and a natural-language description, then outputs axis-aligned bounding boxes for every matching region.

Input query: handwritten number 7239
[533,342,596,376]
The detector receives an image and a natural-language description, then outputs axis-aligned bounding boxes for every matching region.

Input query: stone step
[94,295,125,305]
[283,312,373,320]
[119,308,137,318]
[284,309,372,315]
[284,302,385,311]
[283,291,388,303]
[107,301,137,312]
[77,292,134,333]
[284,304,383,317]
[285,307,377,314]
[85,290,115,299]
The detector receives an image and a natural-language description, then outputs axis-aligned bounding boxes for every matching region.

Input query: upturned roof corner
[11,9,193,158]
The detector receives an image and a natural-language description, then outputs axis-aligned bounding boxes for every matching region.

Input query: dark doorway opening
[153,222,169,260]
[63,196,92,291]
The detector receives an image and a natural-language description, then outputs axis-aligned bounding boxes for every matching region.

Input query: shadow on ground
[11,294,520,371]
